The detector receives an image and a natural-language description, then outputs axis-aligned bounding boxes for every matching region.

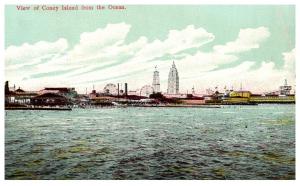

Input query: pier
[5,107,72,111]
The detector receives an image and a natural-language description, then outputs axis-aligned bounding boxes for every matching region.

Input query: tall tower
[167,61,179,94]
[152,66,160,93]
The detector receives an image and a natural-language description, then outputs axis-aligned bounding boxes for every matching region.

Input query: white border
[0,0,298,5]
[1,0,298,186]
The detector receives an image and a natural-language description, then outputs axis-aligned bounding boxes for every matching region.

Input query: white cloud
[281,48,296,89]
[5,23,294,95]
[213,27,270,54]
[181,52,296,94]
[178,61,280,94]
[5,38,68,66]
[283,48,295,73]
[175,51,238,75]
[5,38,69,89]
[57,24,216,86]
[69,23,132,61]
[133,25,215,62]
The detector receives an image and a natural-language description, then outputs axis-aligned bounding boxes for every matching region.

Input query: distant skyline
[5,5,295,94]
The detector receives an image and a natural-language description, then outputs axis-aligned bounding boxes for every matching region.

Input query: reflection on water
[5,104,295,179]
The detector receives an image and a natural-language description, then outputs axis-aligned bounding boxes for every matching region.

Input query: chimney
[117,83,120,97]
[125,83,128,96]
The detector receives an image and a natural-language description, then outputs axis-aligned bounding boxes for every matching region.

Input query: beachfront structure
[279,79,292,95]
[229,91,251,98]
[167,61,179,94]
[221,89,295,104]
[152,66,160,93]
[5,82,38,106]
[5,90,38,105]
[31,93,69,106]
[128,90,139,96]
[38,87,77,98]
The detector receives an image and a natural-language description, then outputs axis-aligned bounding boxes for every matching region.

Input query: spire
[153,65,160,93]
[168,60,179,94]
[284,79,288,86]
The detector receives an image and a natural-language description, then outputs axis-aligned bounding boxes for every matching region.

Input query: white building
[152,66,160,93]
[279,79,292,95]
[167,61,179,94]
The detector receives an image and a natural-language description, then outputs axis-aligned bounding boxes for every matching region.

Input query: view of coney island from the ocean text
[5,5,295,180]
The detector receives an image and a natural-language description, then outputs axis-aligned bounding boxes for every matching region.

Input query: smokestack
[117,83,120,97]
[125,83,128,96]
[5,81,9,94]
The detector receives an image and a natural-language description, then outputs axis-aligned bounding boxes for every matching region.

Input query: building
[164,93,189,99]
[31,93,69,106]
[152,66,160,93]
[38,87,77,98]
[90,96,117,106]
[128,90,139,96]
[249,94,295,103]
[222,97,249,104]
[89,89,98,99]
[181,97,206,105]
[167,61,179,94]
[279,79,292,95]
[222,88,295,104]
[229,91,251,98]
[5,82,38,106]
[221,90,252,104]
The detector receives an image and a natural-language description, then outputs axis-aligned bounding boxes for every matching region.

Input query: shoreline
[5,103,295,110]
[5,107,72,111]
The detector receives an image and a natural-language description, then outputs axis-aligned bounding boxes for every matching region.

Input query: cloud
[48,24,216,86]
[175,51,238,75]
[69,22,132,61]
[5,23,216,91]
[283,48,295,73]
[178,61,282,94]
[133,25,215,62]
[181,48,295,94]
[281,48,296,88]
[213,27,270,54]
[5,38,68,66]
[5,23,294,94]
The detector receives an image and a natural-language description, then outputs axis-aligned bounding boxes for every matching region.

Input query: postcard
[4,3,295,180]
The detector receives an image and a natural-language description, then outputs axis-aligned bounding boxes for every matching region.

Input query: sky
[5,5,295,94]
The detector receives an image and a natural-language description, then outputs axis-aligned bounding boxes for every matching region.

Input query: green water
[5,104,295,179]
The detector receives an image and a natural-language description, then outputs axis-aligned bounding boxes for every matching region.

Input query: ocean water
[5,104,295,180]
